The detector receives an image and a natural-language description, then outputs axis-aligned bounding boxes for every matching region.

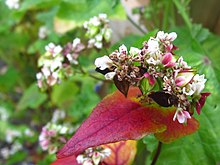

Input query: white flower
[48,145,58,154]
[5,0,20,9]
[95,34,103,42]
[45,43,62,56]
[95,55,113,70]
[92,152,102,165]
[50,56,63,71]
[10,142,22,155]
[88,38,96,48]
[146,57,160,65]
[1,147,10,159]
[192,74,207,95]
[76,155,85,164]
[168,32,177,41]
[0,107,9,121]
[183,84,194,96]
[156,31,166,40]
[6,129,21,143]
[38,26,48,39]
[41,67,50,77]
[36,72,43,80]
[119,44,128,55]
[24,129,34,137]
[101,148,111,158]
[129,47,141,56]
[59,126,68,134]
[94,42,103,49]
[72,38,81,48]
[156,31,177,41]
[83,21,89,29]
[147,38,160,55]
[98,13,107,20]
[51,109,66,123]
[177,56,191,69]
[89,16,101,26]
[173,107,191,124]
[104,72,116,80]
[83,159,93,165]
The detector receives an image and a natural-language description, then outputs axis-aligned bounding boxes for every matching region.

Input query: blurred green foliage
[0,0,220,164]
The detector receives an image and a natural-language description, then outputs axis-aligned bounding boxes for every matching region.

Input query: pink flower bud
[144,72,155,85]
[40,139,49,150]
[176,110,191,124]
[175,76,186,86]
[175,70,195,87]
[162,53,176,67]
[173,108,191,124]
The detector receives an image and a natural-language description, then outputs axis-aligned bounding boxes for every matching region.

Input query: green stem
[172,0,192,30]
[127,14,147,35]
[78,65,108,82]
[162,0,172,30]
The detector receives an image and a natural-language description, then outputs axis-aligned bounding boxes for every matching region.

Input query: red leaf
[56,87,199,160]
[196,92,211,115]
[51,155,78,165]
[154,109,199,143]
[102,140,137,165]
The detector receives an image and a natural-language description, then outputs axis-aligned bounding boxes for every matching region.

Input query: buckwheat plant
[36,39,85,90]
[39,110,75,154]
[36,14,112,91]
[84,13,112,49]
[76,147,111,165]
[95,31,210,124]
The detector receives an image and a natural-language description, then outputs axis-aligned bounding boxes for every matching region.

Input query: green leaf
[51,80,79,108]
[140,78,151,95]
[0,67,18,92]
[6,151,27,165]
[68,76,99,120]
[17,83,47,110]
[143,135,159,165]
[56,0,126,22]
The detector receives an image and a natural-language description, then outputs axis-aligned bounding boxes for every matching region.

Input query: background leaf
[17,83,47,110]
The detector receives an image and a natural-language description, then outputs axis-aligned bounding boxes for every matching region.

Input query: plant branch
[127,14,147,35]
[151,141,162,165]
[172,0,192,30]
[78,65,109,82]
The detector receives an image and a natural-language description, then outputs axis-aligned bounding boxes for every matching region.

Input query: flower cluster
[84,13,112,49]
[39,110,75,154]
[5,0,20,9]
[0,128,34,159]
[95,31,210,124]
[76,147,111,165]
[36,14,112,90]
[36,39,85,90]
